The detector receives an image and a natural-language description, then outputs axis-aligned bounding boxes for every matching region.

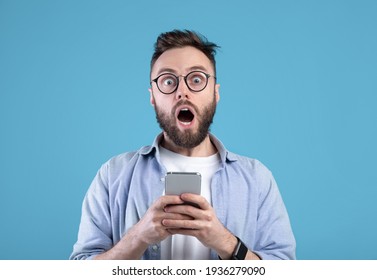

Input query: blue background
[1,0,376,259]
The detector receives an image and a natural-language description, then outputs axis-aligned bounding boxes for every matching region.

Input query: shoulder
[102,145,155,170]
[227,151,272,176]
[224,150,277,196]
[90,145,157,192]
[210,133,274,184]
[102,134,162,170]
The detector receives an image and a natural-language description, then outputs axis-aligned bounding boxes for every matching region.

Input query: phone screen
[165,172,201,195]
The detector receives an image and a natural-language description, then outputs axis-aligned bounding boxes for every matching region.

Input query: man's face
[149,46,220,149]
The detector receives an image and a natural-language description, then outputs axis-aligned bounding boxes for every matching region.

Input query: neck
[161,133,217,157]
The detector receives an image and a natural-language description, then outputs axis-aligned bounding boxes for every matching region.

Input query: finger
[180,193,210,210]
[155,195,185,209]
[164,203,215,222]
[162,212,194,221]
[162,218,201,230]
[164,203,200,218]
[167,228,199,236]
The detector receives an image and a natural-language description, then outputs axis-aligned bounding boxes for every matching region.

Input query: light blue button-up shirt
[70,134,296,260]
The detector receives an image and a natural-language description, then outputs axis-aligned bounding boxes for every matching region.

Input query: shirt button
[152,245,158,251]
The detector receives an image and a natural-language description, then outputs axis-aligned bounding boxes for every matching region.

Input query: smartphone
[165,172,201,196]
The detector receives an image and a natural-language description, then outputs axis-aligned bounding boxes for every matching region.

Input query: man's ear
[215,84,220,103]
[149,88,155,107]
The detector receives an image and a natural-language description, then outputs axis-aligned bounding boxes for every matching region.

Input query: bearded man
[70,30,296,260]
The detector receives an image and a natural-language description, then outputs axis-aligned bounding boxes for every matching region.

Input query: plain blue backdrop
[1,0,376,259]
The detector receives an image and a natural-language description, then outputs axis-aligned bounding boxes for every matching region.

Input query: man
[70,30,296,260]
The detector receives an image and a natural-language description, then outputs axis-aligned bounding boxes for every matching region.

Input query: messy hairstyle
[150,29,220,74]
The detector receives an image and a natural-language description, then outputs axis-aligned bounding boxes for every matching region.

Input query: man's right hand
[94,195,191,260]
[132,195,192,245]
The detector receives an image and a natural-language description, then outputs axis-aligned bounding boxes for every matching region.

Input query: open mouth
[177,108,195,125]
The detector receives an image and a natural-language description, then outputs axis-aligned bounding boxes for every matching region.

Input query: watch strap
[232,236,248,260]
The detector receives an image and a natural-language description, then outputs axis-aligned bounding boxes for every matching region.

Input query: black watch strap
[232,236,248,260]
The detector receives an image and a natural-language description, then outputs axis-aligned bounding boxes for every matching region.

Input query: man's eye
[192,77,202,84]
[162,78,175,86]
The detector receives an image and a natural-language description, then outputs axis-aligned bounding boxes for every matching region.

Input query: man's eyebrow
[156,67,177,75]
[155,65,210,76]
[187,65,209,72]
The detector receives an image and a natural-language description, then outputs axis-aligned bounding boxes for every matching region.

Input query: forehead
[151,46,214,77]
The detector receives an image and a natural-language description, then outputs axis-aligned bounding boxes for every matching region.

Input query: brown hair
[150,29,220,74]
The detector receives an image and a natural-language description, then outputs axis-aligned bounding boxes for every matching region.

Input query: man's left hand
[161,193,237,259]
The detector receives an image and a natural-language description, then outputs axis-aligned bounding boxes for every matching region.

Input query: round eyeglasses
[151,71,216,94]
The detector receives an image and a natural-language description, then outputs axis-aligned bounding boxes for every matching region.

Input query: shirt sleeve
[70,163,113,260]
[252,168,296,260]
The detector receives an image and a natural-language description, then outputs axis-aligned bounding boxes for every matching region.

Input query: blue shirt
[70,134,296,260]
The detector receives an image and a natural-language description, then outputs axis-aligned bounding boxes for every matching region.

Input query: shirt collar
[139,133,238,163]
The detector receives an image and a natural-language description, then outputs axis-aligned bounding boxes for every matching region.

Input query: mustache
[171,100,199,115]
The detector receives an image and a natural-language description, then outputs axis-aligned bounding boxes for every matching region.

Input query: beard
[154,95,217,149]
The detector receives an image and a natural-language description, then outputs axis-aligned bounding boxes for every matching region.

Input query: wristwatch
[231,236,248,260]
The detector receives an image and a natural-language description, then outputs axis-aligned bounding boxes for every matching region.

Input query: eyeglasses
[151,71,216,94]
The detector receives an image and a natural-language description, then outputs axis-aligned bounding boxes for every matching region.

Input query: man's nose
[175,76,190,100]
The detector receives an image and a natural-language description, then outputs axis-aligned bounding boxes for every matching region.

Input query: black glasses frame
[151,70,216,94]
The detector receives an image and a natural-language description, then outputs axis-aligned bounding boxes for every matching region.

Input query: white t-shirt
[159,146,221,260]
